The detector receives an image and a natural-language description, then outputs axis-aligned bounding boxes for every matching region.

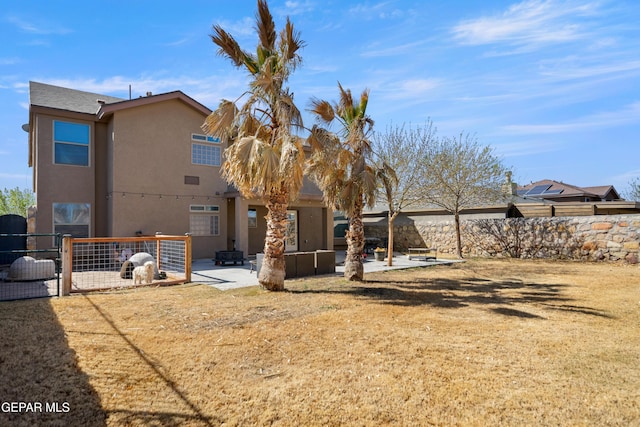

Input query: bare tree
[469,218,585,260]
[421,133,506,258]
[372,121,436,265]
[624,177,640,201]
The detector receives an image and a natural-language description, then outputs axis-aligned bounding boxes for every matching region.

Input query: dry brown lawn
[1,258,639,426]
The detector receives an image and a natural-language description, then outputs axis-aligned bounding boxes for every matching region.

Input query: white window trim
[190,204,220,212]
[191,133,220,143]
[189,214,220,236]
[191,142,221,167]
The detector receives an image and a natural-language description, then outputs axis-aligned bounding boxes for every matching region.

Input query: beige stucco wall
[31,95,333,260]
[245,202,330,255]
[33,113,96,248]
[106,99,228,259]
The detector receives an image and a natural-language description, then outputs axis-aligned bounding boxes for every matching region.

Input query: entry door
[285,210,298,252]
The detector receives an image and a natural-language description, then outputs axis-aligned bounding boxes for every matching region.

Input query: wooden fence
[61,234,191,295]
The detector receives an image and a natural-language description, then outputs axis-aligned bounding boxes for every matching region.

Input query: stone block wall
[364,214,640,263]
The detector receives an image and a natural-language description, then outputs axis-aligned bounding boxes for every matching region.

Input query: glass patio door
[285,210,298,252]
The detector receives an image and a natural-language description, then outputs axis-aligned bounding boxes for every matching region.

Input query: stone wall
[364,214,640,263]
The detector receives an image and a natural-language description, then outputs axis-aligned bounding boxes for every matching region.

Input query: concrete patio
[190,252,458,291]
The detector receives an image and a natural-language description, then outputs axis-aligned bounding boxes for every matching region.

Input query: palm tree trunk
[387,211,398,266]
[258,187,288,291]
[344,196,364,281]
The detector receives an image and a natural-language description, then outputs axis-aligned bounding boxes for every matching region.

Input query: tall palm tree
[202,0,305,291]
[307,84,377,281]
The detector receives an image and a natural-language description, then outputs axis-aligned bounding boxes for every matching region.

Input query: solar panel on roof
[526,184,552,195]
[544,189,563,195]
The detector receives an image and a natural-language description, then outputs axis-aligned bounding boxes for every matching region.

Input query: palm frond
[279,137,305,194]
[254,142,280,193]
[280,18,304,64]
[202,100,238,143]
[276,92,303,130]
[210,26,258,74]
[361,165,378,208]
[358,88,370,116]
[309,98,335,124]
[256,0,276,51]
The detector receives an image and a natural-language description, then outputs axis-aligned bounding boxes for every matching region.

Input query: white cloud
[6,15,72,35]
[0,57,20,65]
[377,78,440,101]
[361,40,427,58]
[611,168,640,182]
[501,101,640,135]
[494,140,560,157]
[282,1,316,15]
[539,58,640,80]
[451,0,600,48]
[213,17,255,38]
[348,2,394,19]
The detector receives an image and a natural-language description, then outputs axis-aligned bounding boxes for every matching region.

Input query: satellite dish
[21,124,30,132]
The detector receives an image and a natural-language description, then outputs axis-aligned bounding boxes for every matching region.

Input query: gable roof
[30,81,124,114]
[98,91,211,119]
[517,179,621,200]
[29,81,212,118]
[582,185,620,199]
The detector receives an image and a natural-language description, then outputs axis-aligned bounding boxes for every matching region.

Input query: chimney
[146,91,152,97]
[502,171,517,196]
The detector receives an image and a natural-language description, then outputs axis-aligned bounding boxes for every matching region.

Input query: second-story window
[53,121,90,166]
[191,134,221,166]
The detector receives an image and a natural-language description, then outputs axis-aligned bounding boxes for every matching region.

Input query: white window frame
[189,214,220,236]
[189,204,220,213]
[191,134,221,167]
[189,205,220,236]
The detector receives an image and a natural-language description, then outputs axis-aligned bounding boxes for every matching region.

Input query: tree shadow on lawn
[0,298,106,426]
[293,275,613,320]
[80,295,223,427]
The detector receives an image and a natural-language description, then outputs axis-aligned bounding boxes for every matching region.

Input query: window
[190,205,220,236]
[190,215,219,236]
[54,121,90,166]
[53,203,90,237]
[191,134,219,143]
[191,134,221,166]
[248,208,257,228]
[190,205,219,213]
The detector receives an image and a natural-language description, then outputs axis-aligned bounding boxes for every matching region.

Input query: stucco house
[517,179,621,203]
[26,81,332,259]
[355,176,639,252]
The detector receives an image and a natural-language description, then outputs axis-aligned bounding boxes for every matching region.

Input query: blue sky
[1,0,639,195]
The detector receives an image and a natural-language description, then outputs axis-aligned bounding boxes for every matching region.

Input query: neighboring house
[517,179,621,202]
[352,176,639,249]
[26,81,332,258]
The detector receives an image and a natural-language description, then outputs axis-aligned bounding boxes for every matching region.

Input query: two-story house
[26,81,332,259]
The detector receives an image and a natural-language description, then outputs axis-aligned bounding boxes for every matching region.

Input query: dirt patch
[1,258,639,426]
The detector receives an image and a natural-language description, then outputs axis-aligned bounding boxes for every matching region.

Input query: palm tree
[202,0,305,291]
[307,84,377,281]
